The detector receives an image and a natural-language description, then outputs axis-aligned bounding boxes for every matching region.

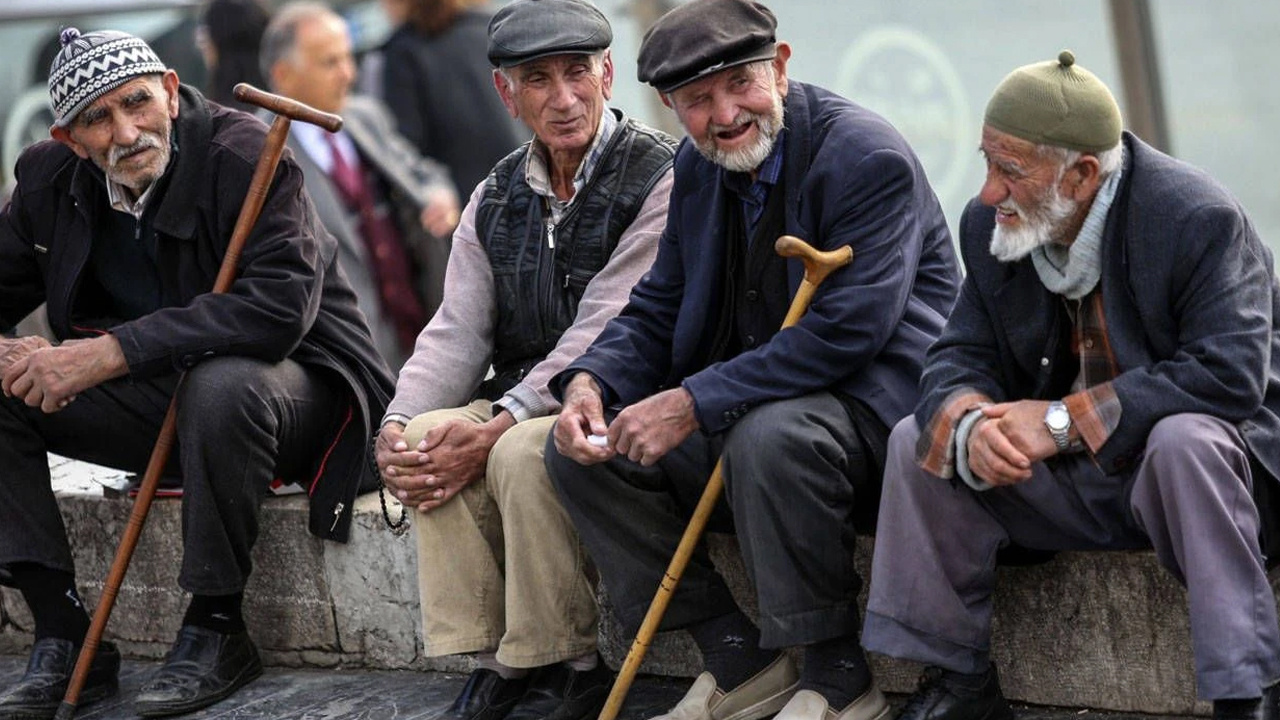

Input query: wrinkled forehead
[72,74,165,126]
[668,61,767,102]
[509,52,598,77]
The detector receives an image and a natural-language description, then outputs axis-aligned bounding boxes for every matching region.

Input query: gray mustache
[108,134,162,167]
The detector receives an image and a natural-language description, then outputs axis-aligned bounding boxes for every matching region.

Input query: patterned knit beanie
[48,27,167,128]
[984,50,1121,153]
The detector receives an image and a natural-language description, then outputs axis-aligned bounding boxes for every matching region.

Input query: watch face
[1046,405,1070,431]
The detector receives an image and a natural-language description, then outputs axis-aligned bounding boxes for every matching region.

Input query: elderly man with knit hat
[0,27,394,719]
[861,51,1280,720]
[373,1,674,720]
[546,1,958,720]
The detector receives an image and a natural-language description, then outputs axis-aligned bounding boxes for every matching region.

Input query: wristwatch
[1044,401,1072,453]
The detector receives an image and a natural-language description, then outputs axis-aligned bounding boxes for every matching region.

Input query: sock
[564,650,598,672]
[182,592,246,634]
[687,611,778,691]
[476,651,529,679]
[799,634,872,709]
[11,563,91,643]
[1213,698,1262,719]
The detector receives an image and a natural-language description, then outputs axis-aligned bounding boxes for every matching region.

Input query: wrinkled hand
[376,420,428,499]
[2,335,126,413]
[383,414,512,512]
[984,400,1057,463]
[419,187,461,238]
[966,400,1055,486]
[610,387,698,467]
[0,336,52,375]
[553,372,613,465]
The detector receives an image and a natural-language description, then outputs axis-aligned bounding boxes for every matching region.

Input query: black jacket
[0,86,395,541]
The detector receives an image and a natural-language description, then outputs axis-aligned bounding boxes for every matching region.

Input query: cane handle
[233,83,343,132]
[775,234,853,286]
[774,235,853,329]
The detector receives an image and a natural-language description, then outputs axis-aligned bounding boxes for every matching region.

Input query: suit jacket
[560,81,960,433]
[285,94,453,367]
[919,131,1280,486]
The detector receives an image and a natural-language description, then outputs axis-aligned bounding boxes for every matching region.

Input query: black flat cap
[637,0,777,93]
[487,0,612,68]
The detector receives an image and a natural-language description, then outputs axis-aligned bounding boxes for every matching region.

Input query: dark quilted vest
[474,111,676,400]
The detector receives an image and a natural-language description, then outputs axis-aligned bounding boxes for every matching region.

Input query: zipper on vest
[545,219,556,249]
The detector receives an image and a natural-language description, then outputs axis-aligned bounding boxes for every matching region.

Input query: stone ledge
[4,458,1275,715]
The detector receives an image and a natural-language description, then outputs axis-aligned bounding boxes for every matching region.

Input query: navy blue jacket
[559,80,959,433]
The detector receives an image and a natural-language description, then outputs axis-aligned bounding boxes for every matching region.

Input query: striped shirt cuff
[917,388,994,478]
[1063,381,1122,454]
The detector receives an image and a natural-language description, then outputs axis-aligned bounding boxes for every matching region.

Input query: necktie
[324,132,365,203]
[322,132,427,355]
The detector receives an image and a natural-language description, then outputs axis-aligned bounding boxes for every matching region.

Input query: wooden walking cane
[597,235,854,720]
[54,83,342,720]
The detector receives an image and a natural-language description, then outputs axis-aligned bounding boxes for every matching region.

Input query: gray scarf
[1031,163,1123,299]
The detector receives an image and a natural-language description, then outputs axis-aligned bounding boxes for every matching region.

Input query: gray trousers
[547,392,885,649]
[0,356,341,595]
[862,413,1280,700]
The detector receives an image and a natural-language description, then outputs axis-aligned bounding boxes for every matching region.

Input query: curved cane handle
[774,235,853,328]
[775,234,853,285]
[232,83,343,132]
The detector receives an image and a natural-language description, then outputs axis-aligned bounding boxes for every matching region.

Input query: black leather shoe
[429,668,532,720]
[1213,680,1280,720]
[895,666,1013,720]
[0,638,119,720]
[506,660,612,720]
[133,626,262,718]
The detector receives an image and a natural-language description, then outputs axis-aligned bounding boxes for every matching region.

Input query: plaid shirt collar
[721,130,787,238]
[526,108,616,220]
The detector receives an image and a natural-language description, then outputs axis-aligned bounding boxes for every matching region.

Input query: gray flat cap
[487,0,612,68]
[637,0,777,93]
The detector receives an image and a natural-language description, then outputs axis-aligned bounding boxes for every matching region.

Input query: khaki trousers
[405,400,598,667]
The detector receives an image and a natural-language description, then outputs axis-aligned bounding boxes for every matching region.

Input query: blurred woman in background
[197,0,271,113]
[367,0,525,200]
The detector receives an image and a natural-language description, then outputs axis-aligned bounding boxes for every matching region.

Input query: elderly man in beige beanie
[862,51,1280,720]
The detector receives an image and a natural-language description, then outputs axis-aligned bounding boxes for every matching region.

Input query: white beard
[989,186,1078,263]
[694,91,785,173]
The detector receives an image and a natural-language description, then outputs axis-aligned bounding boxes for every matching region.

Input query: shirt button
[744,335,756,347]
[1040,357,1049,367]
[1084,338,1095,349]
[745,290,759,302]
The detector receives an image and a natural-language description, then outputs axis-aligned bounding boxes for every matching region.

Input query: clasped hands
[377,411,513,512]
[1,335,127,413]
[552,372,698,467]
[966,399,1061,487]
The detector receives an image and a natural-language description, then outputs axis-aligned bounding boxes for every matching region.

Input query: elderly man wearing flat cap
[373,2,676,720]
[546,1,959,720]
[859,51,1280,720]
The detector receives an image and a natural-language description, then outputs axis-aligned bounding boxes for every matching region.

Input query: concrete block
[7,456,1278,715]
[595,535,1268,716]
[0,457,421,670]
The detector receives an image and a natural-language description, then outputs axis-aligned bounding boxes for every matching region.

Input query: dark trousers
[546,391,886,649]
[0,356,341,595]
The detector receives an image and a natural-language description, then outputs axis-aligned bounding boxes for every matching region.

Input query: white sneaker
[774,687,890,720]
[648,655,800,720]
